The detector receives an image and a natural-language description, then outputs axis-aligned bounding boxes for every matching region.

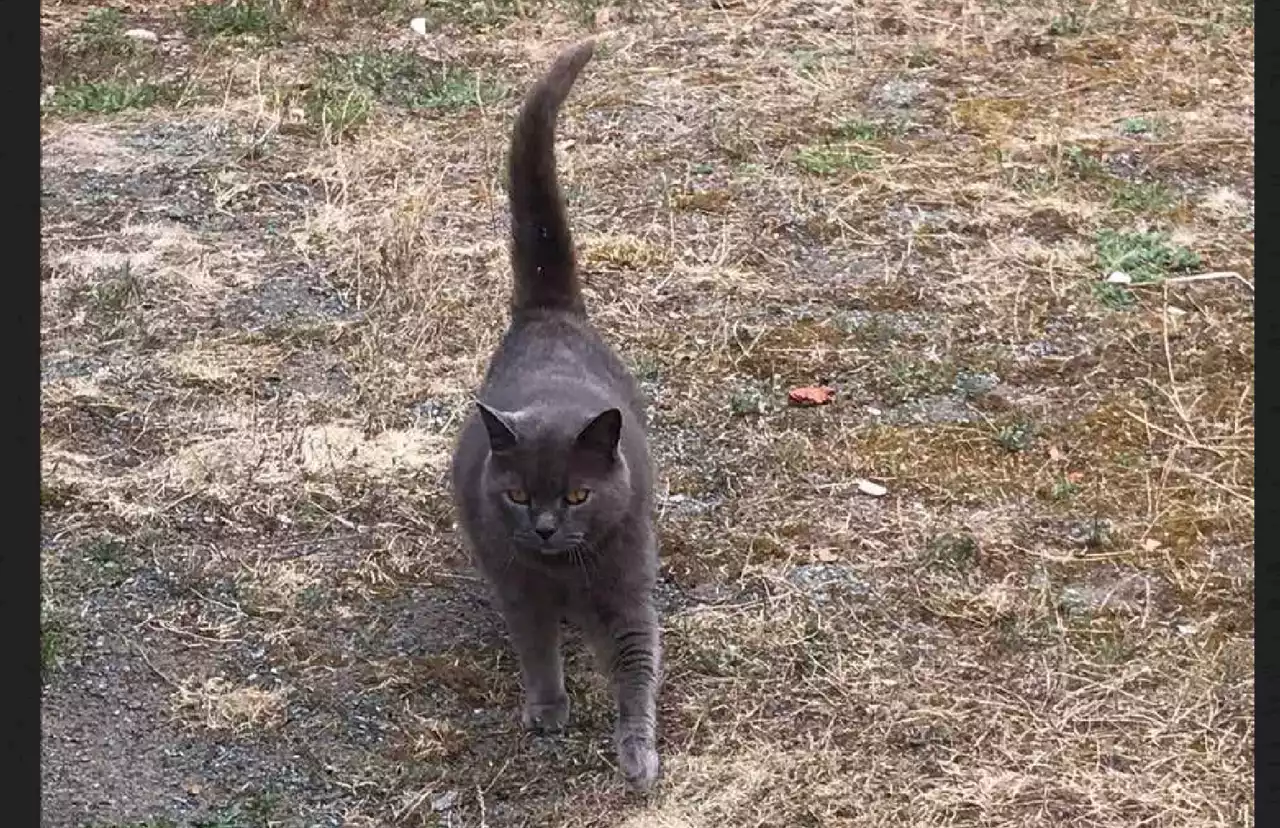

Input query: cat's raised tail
[507,39,596,316]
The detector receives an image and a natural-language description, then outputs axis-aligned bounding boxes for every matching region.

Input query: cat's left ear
[477,402,519,453]
[575,408,622,459]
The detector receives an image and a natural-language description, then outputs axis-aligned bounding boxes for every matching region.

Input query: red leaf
[788,386,836,406]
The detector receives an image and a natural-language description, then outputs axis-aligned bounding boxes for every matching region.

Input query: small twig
[1127,271,1252,291]
[1121,408,1224,458]
[392,785,433,822]
[1000,79,1117,101]
[1170,467,1254,506]
[480,755,514,796]
[130,639,183,689]
[1143,138,1253,147]
[1163,271,1252,291]
[1157,283,1202,446]
[49,233,113,245]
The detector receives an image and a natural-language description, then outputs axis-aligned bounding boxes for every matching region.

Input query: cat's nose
[535,526,556,540]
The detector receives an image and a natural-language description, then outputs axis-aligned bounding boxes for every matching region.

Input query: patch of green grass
[78,263,146,326]
[1091,628,1137,663]
[922,532,979,572]
[297,585,327,611]
[193,789,284,828]
[835,314,900,345]
[43,80,169,115]
[828,118,886,142]
[1092,281,1136,310]
[1061,145,1106,180]
[410,66,504,109]
[325,50,430,103]
[991,611,1049,656]
[729,384,770,416]
[995,148,1056,194]
[1094,229,1201,284]
[303,80,376,142]
[83,536,129,567]
[417,0,614,29]
[564,0,615,25]
[792,48,825,79]
[1048,10,1085,36]
[795,144,878,175]
[41,613,64,679]
[907,45,940,68]
[1072,517,1113,551]
[1047,475,1081,502]
[630,354,661,384]
[1196,2,1253,37]
[1110,181,1179,214]
[420,0,526,29]
[306,50,505,139]
[953,370,1000,399]
[71,8,137,58]
[194,810,247,828]
[94,263,144,311]
[993,420,1035,452]
[41,480,78,509]
[44,8,158,91]
[883,357,949,404]
[1119,116,1158,136]
[185,0,291,39]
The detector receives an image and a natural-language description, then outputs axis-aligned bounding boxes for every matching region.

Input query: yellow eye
[565,488,590,505]
[507,489,530,504]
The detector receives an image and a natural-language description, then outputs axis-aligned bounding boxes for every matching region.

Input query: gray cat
[449,40,662,792]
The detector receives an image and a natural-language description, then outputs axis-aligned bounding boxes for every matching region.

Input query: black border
[13,0,40,824]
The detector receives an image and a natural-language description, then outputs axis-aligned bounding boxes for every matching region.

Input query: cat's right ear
[476,403,519,453]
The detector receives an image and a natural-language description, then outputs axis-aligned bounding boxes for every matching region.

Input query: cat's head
[475,401,632,556]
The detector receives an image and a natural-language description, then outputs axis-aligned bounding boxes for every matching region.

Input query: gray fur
[449,40,662,792]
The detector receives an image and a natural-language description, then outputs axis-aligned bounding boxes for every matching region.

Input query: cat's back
[483,310,640,413]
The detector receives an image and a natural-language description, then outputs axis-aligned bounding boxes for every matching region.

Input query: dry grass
[41,0,1252,826]
[173,676,292,733]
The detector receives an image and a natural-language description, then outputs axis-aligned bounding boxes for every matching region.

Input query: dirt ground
[40,1,1253,826]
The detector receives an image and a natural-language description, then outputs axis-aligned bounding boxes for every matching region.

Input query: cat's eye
[564,488,590,506]
[506,488,530,504]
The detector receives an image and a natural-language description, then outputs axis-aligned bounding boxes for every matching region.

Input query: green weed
[1092,282,1136,310]
[922,532,979,572]
[1062,145,1105,180]
[1094,229,1200,284]
[1120,116,1158,136]
[1110,181,1178,214]
[185,0,290,39]
[795,145,878,175]
[70,8,136,57]
[993,420,1035,452]
[43,80,168,114]
[1048,11,1085,36]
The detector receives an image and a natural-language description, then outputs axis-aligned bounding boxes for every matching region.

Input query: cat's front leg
[497,597,569,734]
[586,598,662,792]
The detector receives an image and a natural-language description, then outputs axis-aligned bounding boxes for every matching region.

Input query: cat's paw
[521,696,570,734]
[615,733,660,792]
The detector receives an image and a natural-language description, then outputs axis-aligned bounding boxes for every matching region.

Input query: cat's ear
[575,408,622,459]
[477,403,519,453]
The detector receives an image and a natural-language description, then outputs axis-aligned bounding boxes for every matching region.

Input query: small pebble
[856,479,888,497]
